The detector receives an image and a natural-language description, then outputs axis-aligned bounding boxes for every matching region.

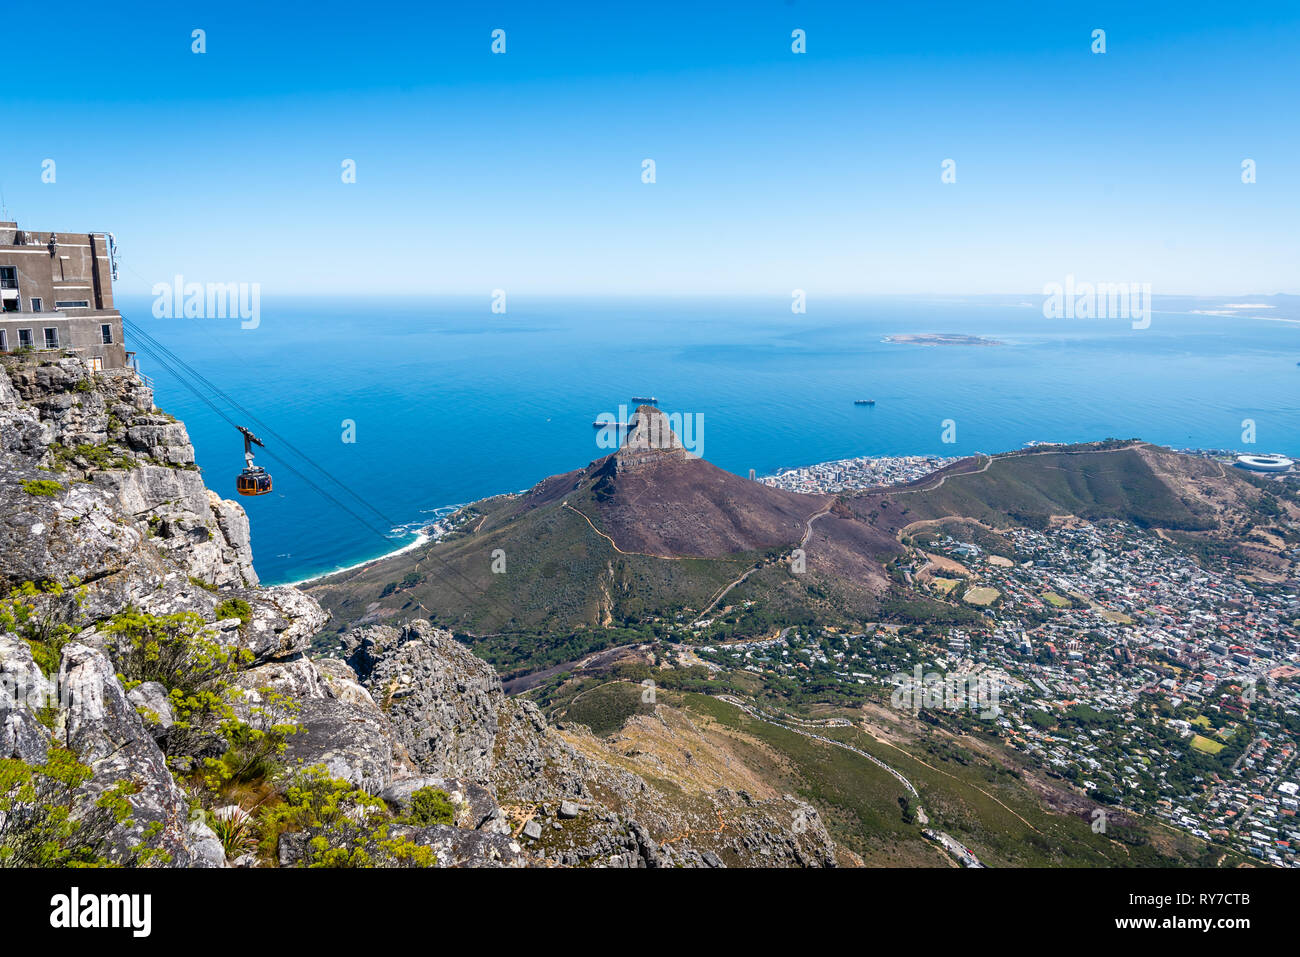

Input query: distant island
[884,333,1003,346]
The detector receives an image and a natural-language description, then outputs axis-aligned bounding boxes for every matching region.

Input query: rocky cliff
[0,355,835,868]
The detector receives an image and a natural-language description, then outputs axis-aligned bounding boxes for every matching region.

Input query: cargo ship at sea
[630,396,658,404]
[854,399,876,406]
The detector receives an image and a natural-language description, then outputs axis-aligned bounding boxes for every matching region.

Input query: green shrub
[50,443,135,473]
[405,787,455,827]
[0,748,160,867]
[258,766,435,868]
[214,598,253,628]
[0,580,86,678]
[20,479,62,497]
[201,691,300,797]
[103,609,245,695]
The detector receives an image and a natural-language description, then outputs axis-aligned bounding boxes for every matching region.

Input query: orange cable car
[235,426,273,496]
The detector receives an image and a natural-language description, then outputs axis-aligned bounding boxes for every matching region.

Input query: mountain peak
[615,404,692,473]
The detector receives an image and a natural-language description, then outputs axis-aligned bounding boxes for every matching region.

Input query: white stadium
[1234,453,1295,473]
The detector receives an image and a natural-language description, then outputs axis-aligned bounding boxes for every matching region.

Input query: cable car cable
[122,317,396,531]
[123,322,507,621]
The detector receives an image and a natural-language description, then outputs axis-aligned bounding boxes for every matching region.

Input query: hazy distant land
[883,333,1004,346]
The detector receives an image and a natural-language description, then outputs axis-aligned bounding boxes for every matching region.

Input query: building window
[100,323,113,344]
[43,327,59,349]
[0,329,7,351]
[54,300,89,310]
[18,328,34,349]
[0,267,16,313]
[31,298,42,312]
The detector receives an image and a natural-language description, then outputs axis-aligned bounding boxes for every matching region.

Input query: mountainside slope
[310,428,1298,662]
[856,442,1298,577]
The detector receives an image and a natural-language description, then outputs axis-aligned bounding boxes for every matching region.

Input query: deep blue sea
[114,295,1300,585]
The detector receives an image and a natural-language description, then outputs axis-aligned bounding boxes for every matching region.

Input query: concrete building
[0,222,127,370]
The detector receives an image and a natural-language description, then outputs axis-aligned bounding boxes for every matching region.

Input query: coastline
[279,528,433,588]
[276,502,469,587]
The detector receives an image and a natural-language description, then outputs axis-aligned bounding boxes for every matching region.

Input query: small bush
[214,598,253,628]
[103,608,248,696]
[0,748,161,867]
[20,479,62,497]
[0,581,85,678]
[50,443,136,472]
[258,766,436,868]
[405,787,455,827]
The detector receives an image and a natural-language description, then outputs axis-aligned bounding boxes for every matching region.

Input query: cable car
[235,426,273,496]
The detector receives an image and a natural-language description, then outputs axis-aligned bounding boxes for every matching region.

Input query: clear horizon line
[108,290,1300,301]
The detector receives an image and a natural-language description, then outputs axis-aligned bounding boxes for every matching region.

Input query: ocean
[114,294,1300,585]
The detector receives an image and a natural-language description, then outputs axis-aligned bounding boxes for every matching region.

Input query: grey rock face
[239,587,329,663]
[282,697,394,793]
[346,620,502,781]
[231,655,329,706]
[314,657,379,708]
[0,358,257,596]
[185,818,227,868]
[126,680,174,741]
[0,634,54,763]
[127,419,196,466]
[398,824,532,867]
[491,697,593,802]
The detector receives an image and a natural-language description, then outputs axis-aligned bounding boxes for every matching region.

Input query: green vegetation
[49,442,136,472]
[20,479,62,497]
[405,787,455,827]
[214,598,253,628]
[257,766,435,868]
[875,447,1218,533]
[0,580,86,677]
[309,486,752,637]
[562,681,649,736]
[1190,734,1225,755]
[0,748,161,867]
[104,609,248,695]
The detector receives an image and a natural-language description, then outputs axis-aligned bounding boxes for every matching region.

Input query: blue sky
[2,0,1297,296]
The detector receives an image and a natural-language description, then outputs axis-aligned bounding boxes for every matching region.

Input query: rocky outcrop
[615,404,692,474]
[0,357,256,594]
[0,635,56,764]
[343,620,501,781]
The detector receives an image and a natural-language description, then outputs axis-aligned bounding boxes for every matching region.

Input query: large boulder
[282,696,394,793]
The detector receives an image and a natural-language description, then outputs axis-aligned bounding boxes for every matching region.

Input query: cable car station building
[0,221,127,371]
